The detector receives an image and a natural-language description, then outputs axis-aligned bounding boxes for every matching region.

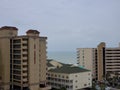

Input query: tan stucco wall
[97,42,105,81]
[28,37,40,90]
[0,38,10,90]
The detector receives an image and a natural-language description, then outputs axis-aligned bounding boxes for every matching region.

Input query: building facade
[47,60,92,90]
[77,42,120,81]
[105,48,120,75]
[0,26,50,90]
[97,42,106,81]
[77,48,97,80]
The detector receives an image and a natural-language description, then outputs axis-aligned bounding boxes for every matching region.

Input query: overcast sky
[0,0,120,52]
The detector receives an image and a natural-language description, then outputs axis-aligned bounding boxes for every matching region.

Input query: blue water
[47,51,77,64]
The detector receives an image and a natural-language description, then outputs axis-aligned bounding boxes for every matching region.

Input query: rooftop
[26,29,40,34]
[0,26,18,30]
[47,59,90,74]
[49,65,89,74]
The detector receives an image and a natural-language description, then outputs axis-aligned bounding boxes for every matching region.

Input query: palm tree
[60,87,66,90]
[106,72,111,81]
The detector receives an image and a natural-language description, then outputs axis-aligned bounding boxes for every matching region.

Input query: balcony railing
[40,85,51,90]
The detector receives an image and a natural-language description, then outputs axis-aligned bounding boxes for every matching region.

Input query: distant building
[0,26,50,90]
[47,60,92,90]
[77,42,120,81]
[77,48,97,80]
[105,47,120,75]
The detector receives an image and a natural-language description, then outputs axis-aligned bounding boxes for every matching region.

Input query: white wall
[69,71,92,90]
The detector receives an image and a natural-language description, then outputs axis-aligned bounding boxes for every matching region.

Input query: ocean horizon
[47,51,77,64]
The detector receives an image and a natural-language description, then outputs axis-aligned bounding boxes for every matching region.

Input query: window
[66,76,68,79]
[23,49,28,51]
[23,76,27,78]
[23,54,28,57]
[23,71,27,73]
[13,80,21,83]
[23,65,27,68]
[47,73,50,76]
[70,80,73,83]
[13,75,21,80]
[13,39,21,43]
[23,44,27,46]
[23,81,28,84]
[13,65,21,69]
[88,83,90,85]
[70,86,73,88]
[22,38,28,41]
[23,60,27,62]
[75,75,78,77]
[13,70,21,74]
[13,60,21,64]
[13,45,21,48]
[84,84,87,86]
[55,74,57,77]
[66,80,68,83]
[51,74,53,77]
[13,55,21,59]
[13,50,21,53]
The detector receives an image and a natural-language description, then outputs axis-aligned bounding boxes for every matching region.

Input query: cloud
[0,0,120,51]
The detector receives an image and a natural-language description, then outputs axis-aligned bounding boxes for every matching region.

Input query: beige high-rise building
[77,42,120,81]
[77,48,97,80]
[97,42,106,81]
[0,26,50,90]
[105,48,120,75]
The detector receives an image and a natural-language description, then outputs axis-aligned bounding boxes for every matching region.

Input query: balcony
[13,60,21,65]
[13,45,21,49]
[23,78,28,82]
[22,52,28,54]
[40,85,51,90]
[22,46,28,49]
[22,40,28,43]
[23,67,27,70]
[22,57,28,60]
[23,73,27,76]
[13,65,21,70]
[23,62,27,65]
[13,55,21,59]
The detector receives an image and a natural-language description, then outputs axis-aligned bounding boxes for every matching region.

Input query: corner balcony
[40,85,51,90]
[39,81,51,90]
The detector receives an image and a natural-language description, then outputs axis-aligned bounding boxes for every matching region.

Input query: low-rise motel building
[47,60,92,90]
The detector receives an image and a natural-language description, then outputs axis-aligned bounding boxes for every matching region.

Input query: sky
[0,0,120,52]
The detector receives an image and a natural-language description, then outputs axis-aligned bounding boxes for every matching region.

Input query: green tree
[106,72,111,81]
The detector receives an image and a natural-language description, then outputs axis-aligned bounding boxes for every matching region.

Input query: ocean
[47,51,77,64]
